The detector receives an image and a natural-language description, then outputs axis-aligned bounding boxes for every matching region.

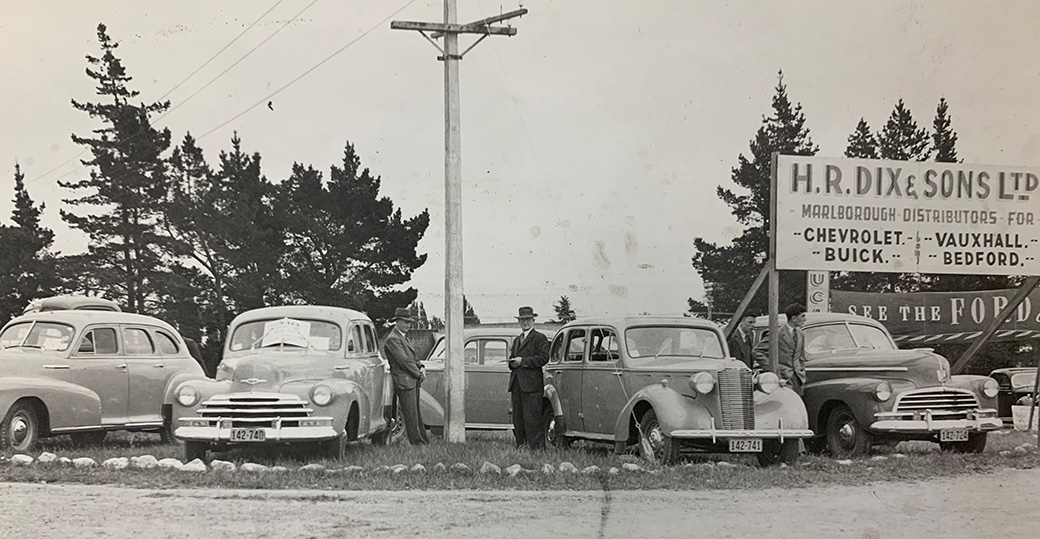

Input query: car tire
[941,432,987,454]
[638,409,680,465]
[184,441,208,463]
[159,406,183,445]
[323,431,349,461]
[756,439,800,466]
[542,406,569,449]
[1,402,39,453]
[70,431,107,448]
[825,404,871,458]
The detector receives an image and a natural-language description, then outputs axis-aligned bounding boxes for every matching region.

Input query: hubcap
[545,416,556,444]
[645,420,664,459]
[837,417,856,449]
[11,415,28,446]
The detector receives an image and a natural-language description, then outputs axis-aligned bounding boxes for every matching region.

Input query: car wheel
[826,404,871,458]
[388,404,406,444]
[1,402,39,453]
[638,409,680,465]
[542,406,568,449]
[940,432,987,454]
[159,406,183,445]
[70,431,107,448]
[756,439,800,466]
[184,441,208,463]
[323,431,349,461]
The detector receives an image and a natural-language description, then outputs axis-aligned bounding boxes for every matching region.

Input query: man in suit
[727,315,756,369]
[507,306,550,449]
[752,304,808,396]
[381,307,428,445]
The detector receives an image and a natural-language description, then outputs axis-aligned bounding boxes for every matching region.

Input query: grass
[2,429,1038,491]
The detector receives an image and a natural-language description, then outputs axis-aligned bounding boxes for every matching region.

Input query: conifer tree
[877,99,931,161]
[0,164,60,322]
[462,295,480,325]
[845,118,878,159]
[931,97,959,163]
[553,295,576,323]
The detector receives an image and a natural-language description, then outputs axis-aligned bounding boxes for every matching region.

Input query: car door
[123,325,167,425]
[580,326,626,435]
[548,327,586,433]
[466,337,512,427]
[69,326,129,426]
[361,323,386,426]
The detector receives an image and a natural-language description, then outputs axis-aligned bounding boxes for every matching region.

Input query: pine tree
[462,295,481,325]
[553,295,576,323]
[60,24,173,313]
[0,164,60,322]
[692,71,818,313]
[931,97,959,163]
[845,119,878,159]
[877,99,931,161]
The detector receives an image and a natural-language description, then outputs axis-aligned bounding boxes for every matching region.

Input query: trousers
[396,382,428,445]
[511,386,545,449]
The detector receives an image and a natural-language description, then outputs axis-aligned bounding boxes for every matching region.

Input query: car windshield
[847,324,896,350]
[0,322,76,351]
[229,318,342,351]
[624,326,724,363]
[1011,372,1037,390]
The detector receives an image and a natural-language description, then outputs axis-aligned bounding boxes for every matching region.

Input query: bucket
[1012,405,1040,432]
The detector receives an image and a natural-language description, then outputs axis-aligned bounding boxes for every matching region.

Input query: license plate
[230,428,266,442]
[728,438,762,452]
[940,429,969,442]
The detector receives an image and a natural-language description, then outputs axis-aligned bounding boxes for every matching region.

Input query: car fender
[543,383,563,417]
[169,378,232,419]
[281,379,364,436]
[753,386,810,431]
[612,384,713,443]
[418,387,445,427]
[804,377,890,432]
[0,376,101,431]
[948,374,999,409]
[163,371,211,406]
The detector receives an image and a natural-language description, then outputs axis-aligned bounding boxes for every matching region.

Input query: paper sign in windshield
[261,318,311,348]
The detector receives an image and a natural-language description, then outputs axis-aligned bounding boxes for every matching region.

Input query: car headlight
[874,381,892,402]
[755,372,780,394]
[982,378,999,399]
[177,385,200,407]
[311,384,333,406]
[689,372,715,395]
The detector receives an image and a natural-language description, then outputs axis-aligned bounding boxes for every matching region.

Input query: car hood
[628,356,746,373]
[808,348,951,385]
[0,347,65,374]
[220,349,339,391]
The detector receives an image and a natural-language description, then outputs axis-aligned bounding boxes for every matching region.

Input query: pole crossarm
[390,20,518,36]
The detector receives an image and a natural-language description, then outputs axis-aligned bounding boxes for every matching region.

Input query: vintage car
[419,327,558,438]
[989,367,1037,421]
[0,310,204,452]
[546,317,812,465]
[171,306,394,462]
[754,313,1001,458]
[21,295,121,316]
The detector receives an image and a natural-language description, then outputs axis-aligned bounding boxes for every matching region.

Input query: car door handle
[551,370,563,375]
[43,364,70,370]
[613,372,622,377]
[115,364,127,369]
[153,363,165,368]
[334,365,351,371]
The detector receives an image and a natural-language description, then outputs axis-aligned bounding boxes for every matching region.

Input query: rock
[391,464,408,474]
[342,465,365,474]
[372,465,391,474]
[450,463,471,473]
[999,450,1012,456]
[581,466,601,475]
[57,457,72,466]
[779,463,788,469]
[480,462,501,475]
[180,459,207,472]
[240,463,269,473]
[541,463,555,475]
[101,457,129,470]
[37,452,58,464]
[210,460,236,473]
[716,461,737,468]
[299,464,326,473]
[871,455,888,461]
[72,457,97,468]
[836,459,853,465]
[11,455,34,466]
[410,464,427,473]
[433,463,447,472]
[270,466,290,473]
[892,453,907,459]
[131,455,159,469]
[1014,443,1037,454]
[608,467,619,475]
[621,463,643,472]
[157,458,183,470]
[505,464,523,477]
[558,462,578,473]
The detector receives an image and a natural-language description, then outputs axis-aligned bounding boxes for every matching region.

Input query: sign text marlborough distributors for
[774,155,1040,276]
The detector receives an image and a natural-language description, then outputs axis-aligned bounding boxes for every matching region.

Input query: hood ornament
[241,378,267,386]
[936,360,948,385]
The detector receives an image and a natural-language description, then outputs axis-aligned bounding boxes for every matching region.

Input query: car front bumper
[669,428,814,443]
[175,417,337,443]
[871,409,1002,434]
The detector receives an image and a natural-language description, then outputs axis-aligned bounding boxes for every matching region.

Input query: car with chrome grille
[546,317,813,465]
[754,313,1001,458]
[171,306,394,462]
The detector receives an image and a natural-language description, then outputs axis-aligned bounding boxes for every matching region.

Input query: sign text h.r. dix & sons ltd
[774,155,1039,276]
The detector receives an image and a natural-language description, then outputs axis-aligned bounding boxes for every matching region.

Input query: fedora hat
[390,307,417,322]
[515,306,538,319]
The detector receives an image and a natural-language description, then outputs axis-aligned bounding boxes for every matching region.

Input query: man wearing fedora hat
[382,307,428,445]
[507,306,550,449]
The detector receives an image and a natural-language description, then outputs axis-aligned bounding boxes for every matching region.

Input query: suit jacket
[727,329,754,369]
[751,323,806,384]
[382,329,423,390]
[508,329,549,393]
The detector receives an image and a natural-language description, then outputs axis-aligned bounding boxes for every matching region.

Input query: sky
[2,1,1039,323]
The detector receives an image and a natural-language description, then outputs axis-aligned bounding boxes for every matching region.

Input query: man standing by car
[507,306,550,449]
[727,315,756,369]
[752,304,808,396]
[382,307,428,445]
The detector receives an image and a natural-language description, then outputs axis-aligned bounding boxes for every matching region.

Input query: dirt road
[0,468,1033,539]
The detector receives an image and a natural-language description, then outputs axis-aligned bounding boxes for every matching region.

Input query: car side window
[347,325,363,354]
[482,339,509,365]
[155,331,180,354]
[77,327,118,355]
[549,334,565,363]
[804,324,856,354]
[123,328,155,355]
[565,329,587,362]
[464,340,479,365]
[362,324,377,353]
[589,327,619,362]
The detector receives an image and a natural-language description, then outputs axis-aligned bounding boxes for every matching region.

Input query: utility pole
[392,3,527,443]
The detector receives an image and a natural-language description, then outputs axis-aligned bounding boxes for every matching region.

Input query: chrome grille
[195,394,313,428]
[718,368,754,430]
[892,388,979,416]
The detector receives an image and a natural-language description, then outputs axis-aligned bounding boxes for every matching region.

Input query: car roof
[229,305,372,327]
[22,295,121,314]
[990,367,1037,376]
[558,316,722,332]
[753,312,879,326]
[8,310,179,332]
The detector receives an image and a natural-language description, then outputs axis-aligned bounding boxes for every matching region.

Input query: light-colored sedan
[0,310,205,451]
